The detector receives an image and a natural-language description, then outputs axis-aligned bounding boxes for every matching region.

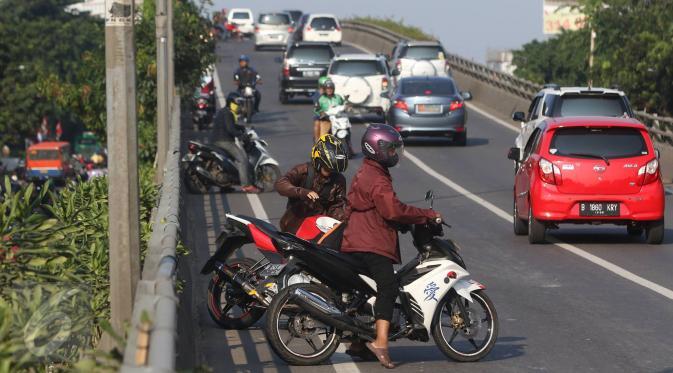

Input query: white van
[299,14,342,44]
[228,8,254,35]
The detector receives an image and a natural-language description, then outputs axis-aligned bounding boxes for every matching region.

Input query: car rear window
[29,149,60,160]
[232,12,250,20]
[259,13,290,25]
[549,127,648,159]
[289,46,334,62]
[310,17,338,30]
[401,80,456,96]
[559,95,627,117]
[330,60,386,76]
[402,46,445,60]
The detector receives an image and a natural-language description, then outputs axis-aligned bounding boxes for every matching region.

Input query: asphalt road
[178,39,673,373]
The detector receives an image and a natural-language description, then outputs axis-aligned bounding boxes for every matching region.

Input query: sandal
[366,342,395,369]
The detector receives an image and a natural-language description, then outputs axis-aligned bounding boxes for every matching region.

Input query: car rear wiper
[568,152,610,166]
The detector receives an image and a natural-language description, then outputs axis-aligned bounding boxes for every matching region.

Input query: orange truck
[25,142,74,182]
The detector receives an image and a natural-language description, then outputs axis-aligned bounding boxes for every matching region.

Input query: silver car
[386,76,472,146]
[254,13,293,50]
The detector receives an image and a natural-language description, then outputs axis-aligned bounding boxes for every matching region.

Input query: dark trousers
[216,139,252,186]
[350,252,398,321]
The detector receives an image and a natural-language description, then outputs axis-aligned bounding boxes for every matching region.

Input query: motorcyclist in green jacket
[313,80,344,140]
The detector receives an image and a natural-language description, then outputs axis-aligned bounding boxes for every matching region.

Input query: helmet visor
[383,140,404,159]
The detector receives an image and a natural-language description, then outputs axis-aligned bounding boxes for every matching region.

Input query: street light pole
[155,0,169,182]
[104,0,140,338]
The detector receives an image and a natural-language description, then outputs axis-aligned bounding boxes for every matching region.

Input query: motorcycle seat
[313,245,370,275]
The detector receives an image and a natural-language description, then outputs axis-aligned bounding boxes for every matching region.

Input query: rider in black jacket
[213,92,259,193]
[233,55,262,112]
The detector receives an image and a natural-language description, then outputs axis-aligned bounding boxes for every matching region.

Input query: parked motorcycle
[192,93,214,130]
[324,104,353,158]
[181,129,280,193]
[263,191,498,365]
[200,214,342,329]
[238,84,257,124]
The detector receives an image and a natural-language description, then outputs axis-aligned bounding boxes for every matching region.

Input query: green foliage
[350,16,434,41]
[512,0,673,115]
[0,169,158,371]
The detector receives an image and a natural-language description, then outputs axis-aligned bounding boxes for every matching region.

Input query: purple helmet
[361,123,404,168]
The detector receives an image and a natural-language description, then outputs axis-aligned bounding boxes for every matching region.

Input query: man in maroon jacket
[341,124,439,369]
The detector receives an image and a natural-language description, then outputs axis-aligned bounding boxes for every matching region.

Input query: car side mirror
[391,68,400,76]
[507,147,521,161]
[655,149,660,159]
[461,91,472,101]
[512,111,526,122]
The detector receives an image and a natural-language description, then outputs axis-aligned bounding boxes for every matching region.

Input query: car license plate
[270,34,282,39]
[319,33,329,37]
[259,263,286,277]
[303,70,320,77]
[579,202,620,217]
[416,104,442,113]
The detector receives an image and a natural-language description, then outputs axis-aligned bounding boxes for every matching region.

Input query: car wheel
[626,224,643,237]
[513,197,528,235]
[645,219,664,244]
[279,91,289,104]
[454,132,467,147]
[527,205,546,244]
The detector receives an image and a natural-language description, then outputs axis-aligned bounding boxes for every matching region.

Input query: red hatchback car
[509,117,664,244]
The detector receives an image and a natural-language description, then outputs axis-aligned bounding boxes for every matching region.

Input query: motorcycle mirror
[425,190,434,208]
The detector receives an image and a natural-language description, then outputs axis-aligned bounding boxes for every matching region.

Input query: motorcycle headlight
[336,129,348,139]
[244,87,254,97]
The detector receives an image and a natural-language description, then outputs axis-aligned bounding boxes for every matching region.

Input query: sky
[209,0,549,63]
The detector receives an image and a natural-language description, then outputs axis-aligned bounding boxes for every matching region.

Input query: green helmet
[318,76,329,88]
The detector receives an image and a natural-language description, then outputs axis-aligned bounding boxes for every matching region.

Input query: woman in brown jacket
[342,124,439,369]
[275,135,349,233]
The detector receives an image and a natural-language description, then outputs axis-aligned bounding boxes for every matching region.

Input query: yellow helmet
[311,134,348,173]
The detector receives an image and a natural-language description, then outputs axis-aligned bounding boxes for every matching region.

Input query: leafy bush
[0,167,157,372]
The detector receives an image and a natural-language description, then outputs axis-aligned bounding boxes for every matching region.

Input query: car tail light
[393,99,408,113]
[198,103,206,109]
[638,158,659,185]
[188,143,197,153]
[307,26,312,31]
[538,157,562,185]
[336,26,341,31]
[394,125,402,132]
[449,101,464,111]
[382,77,389,91]
[254,26,259,32]
[282,63,290,77]
[288,26,294,33]
[396,60,401,70]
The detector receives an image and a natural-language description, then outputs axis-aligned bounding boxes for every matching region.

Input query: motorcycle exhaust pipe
[291,288,375,339]
[215,262,270,306]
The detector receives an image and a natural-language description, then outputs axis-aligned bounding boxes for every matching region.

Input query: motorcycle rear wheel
[207,258,266,329]
[255,164,281,192]
[265,283,340,365]
[184,167,210,194]
[431,289,498,362]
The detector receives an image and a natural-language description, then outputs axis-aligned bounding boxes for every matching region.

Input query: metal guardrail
[342,21,673,142]
[121,96,181,372]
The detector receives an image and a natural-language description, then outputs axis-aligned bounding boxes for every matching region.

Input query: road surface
[178,39,673,372]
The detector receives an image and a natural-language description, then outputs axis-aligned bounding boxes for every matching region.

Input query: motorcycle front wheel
[431,289,498,362]
[265,283,340,365]
[255,164,281,192]
[207,258,266,329]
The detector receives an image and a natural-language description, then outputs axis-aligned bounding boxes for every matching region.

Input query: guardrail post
[104,0,141,343]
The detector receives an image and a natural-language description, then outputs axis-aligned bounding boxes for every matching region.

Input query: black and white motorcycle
[324,104,354,157]
[263,191,498,365]
[182,129,281,193]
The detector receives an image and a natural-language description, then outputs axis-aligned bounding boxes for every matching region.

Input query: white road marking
[246,194,270,222]
[465,102,519,133]
[404,150,673,301]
